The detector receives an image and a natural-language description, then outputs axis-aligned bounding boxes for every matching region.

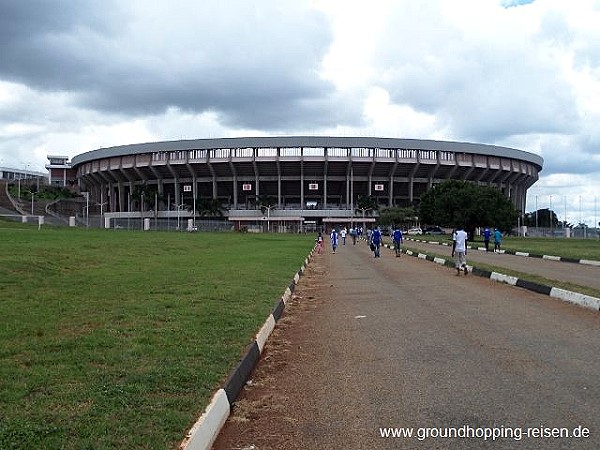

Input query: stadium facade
[67,136,543,231]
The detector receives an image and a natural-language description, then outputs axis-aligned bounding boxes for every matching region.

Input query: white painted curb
[180,389,230,450]
[490,272,519,286]
[581,259,600,267]
[550,288,600,311]
[255,314,276,353]
[543,255,561,261]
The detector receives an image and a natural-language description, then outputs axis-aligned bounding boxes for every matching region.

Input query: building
[45,155,77,187]
[67,136,543,231]
[0,166,47,183]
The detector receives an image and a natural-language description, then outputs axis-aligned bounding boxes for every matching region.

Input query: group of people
[318,224,503,275]
[316,226,362,254]
[317,225,405,259]
[482,227,503,253]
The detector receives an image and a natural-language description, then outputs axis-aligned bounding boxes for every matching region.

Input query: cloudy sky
[1,0,598,225]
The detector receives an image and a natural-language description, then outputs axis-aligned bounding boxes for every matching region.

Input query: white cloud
[0,0,598,223]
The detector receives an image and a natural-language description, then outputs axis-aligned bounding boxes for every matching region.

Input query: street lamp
[174,202,185,230]
[356,206,372,231]
[81,191,90,228]
[549,195,553,236]
[97,197,108,228]
[263,204,276,232]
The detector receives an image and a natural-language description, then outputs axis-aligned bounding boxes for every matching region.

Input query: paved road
[213,241,600,449]
[400,238,600,291]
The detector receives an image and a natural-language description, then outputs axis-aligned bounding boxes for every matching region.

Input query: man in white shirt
[452,227,468,275]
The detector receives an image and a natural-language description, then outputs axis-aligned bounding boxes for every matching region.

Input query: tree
[255,194,277,214]
[523,208,560,228]
[196,197,225,217]
[378,206,417,228]
[355,195,378,216]
[419,180,519,234]
[130,184,163,213]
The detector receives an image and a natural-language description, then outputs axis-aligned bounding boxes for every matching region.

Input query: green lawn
[0,224,314,449]
[496,236,600,260]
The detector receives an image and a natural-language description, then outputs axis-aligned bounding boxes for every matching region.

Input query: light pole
[140,192,144,230]
[183,185,192,230]
[356,206,372,231]
[97,197,108,228]
[535,195,538,230]
[549,195,553,236]
[81,191,90,228]
[350,167,354,229]
[174,202,185,230]
[264,204,276,232]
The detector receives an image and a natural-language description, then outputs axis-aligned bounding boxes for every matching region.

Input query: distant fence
[73,215,233,232]
[520,227,600,239]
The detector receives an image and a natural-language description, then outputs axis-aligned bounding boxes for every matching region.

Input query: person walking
[349,227,357,245]
[371,226,382,258]
[483,227,491,252]
[494,228,502,253]
[316,232,324,254]
[452,226,468,275]
[340,227,347,245]
[330,228,339,254]
[392,226,404,257]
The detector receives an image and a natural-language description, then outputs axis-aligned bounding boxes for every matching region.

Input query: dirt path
[212,241,600,449]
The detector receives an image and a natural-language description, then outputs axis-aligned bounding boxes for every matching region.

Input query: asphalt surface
[401,238,600,291]
[212,240,600,450]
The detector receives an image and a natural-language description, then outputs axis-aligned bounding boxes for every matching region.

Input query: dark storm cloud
[0,1,125,89]
[0,1,353,130]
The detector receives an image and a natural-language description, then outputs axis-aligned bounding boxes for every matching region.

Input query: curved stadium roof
[71,136,543,170]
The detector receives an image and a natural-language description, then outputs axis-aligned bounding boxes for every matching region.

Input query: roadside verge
[178,246,316,450]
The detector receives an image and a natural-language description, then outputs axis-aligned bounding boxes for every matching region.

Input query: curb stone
[178,246,316,450]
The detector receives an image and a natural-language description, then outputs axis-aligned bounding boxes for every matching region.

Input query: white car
[406,227,423,235]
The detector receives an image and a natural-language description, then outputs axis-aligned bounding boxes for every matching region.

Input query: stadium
[63,136,543,232]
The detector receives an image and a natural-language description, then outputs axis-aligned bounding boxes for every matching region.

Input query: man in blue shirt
[483,227,491,252]
[371,226,382,258]
[392,226,403,257]
[494,228,502,253]
[330,228,339,254]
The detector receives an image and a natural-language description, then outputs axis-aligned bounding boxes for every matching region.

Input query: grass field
[0,223,314,449]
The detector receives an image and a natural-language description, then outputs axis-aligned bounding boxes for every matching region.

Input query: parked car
[423,226,445,235]
[406,227,423,235]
